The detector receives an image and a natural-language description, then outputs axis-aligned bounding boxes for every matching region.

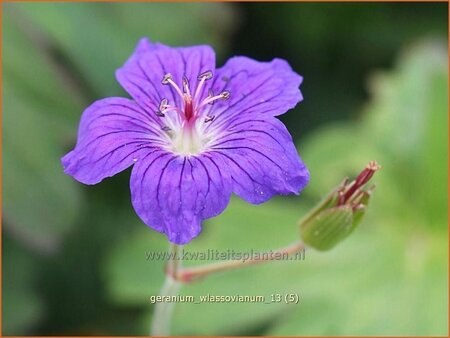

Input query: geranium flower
[62,38,310,244]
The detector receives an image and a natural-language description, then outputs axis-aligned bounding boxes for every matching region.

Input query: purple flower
[62,38,310,244]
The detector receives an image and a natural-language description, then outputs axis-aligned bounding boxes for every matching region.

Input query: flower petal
[116,41,216,114]
[62,97,166,184]
[202,57,302,133]
[208,116,309,204]
[130,151,232,244]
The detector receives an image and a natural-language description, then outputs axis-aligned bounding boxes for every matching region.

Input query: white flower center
[168,124,209,155]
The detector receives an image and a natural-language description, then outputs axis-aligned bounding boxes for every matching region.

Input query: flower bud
[300,161,380,251]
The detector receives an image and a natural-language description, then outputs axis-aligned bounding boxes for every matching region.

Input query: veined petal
[116,42,216,114]
[62,97,166,184]
[63,38,310,245]
[130,151,232,244]
[203,57,302,134]
[208,117,309,204]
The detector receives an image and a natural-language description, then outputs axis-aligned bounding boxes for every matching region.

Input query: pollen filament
[158,71,230,155]
[160,71,230,124]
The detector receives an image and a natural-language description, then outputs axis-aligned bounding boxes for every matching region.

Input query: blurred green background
[2,2,448,336]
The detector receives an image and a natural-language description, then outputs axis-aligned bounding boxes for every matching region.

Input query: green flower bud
[300,161,379,251]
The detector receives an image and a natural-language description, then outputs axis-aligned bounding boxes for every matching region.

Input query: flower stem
[179,240,305,282]
[150,240,305,334]
[151,244,182,336]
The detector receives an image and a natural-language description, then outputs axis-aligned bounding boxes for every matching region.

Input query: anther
[182,76,190,94]
[155,110,165,117]
[204,115,215,123]
[198,70,213,81]
[220,91,231,100]
[162,126,172,132]
[194,71,213,101]
[159,98,168,111]
[162,73,173,85]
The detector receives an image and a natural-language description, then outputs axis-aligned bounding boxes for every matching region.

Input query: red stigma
[340,161,381,205]
[184,96,193,121]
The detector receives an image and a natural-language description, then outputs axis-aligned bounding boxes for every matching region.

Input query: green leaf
[13,2,236,97]
[3,237,44,334]
[3,10,83,250]
[268,231,448,336]
[300,39,448,233]
[362,39,448,230]
[419,66,448,226]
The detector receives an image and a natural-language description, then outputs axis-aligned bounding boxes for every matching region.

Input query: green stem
[151,244,182,336]
[179,240,305,282]
[150,240,305,334]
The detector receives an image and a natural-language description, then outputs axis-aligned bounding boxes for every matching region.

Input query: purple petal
[130,151,232,244]
[116,41,215,114]
[209,116,309,204]
[202,57,302,132]
[62,97,167,184]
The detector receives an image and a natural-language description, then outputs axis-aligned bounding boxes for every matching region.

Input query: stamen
[159,98,168,111]
[195,90,231,113]
[161,104,183,115]
[161,73,184,100]
[197,71,213,81]
[220,91,230,100]
[194,70,213,102]
[157,71,226,127]
[182,76,191,96]
[161,73,173,84]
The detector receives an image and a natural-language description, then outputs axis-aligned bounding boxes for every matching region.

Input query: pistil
[183,95,194,121]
